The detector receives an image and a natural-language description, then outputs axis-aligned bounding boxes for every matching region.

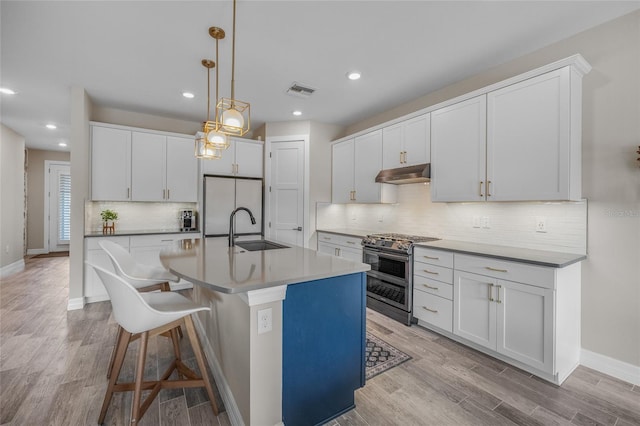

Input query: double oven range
[362,233,439,325]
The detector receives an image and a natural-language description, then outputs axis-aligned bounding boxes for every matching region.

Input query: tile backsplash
[85,201,198,233]
[317,183,587,254]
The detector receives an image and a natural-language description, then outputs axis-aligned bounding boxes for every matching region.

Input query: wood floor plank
[456,398,519,426]
[159,395,191,426]
[493,401,546,426]
[189,401,222,426]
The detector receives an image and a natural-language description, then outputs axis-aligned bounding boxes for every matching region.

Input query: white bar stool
[88,263,219,425]
[99,240,183,378]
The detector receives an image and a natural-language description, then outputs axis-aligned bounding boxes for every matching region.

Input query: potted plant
[100,209,118,234]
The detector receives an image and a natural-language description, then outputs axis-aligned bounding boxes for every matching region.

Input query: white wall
[342,11,640,368]
[0,124,26,274]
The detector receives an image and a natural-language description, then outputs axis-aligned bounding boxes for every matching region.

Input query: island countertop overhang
[159,237,370,294]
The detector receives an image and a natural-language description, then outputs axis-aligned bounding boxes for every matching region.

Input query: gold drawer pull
[496,285,502,304]
[488,283,494,302]
[422,306,438,313]
[423,255,439,260]
[323,237,331,240]
[423,284,439,291]
[486,266,508,273]
[423,269,439,275]
[347,241,356,244]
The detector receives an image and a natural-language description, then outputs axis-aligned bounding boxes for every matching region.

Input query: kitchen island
[160,237,370,426]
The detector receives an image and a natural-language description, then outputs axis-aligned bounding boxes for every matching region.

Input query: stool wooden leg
[184,315,219,416]
[131,331,149,425]
[99,328,131,424]
[106,326,123,379]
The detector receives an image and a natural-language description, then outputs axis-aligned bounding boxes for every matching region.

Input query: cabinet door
[338,247,363,262]
[331,140,354,203]
[91,126,131,201]
[166,136,198,202]
[487,68,571,201]
[235,140,264,178]
[496,280,554,374]
[353,130,383,203]
[202,146,235,176]
[382,123,404,170]
[131,132,166,201]
[402,114,430,166]
[453,271,496,350]
[431,95,487,202]
[317,242,337,255]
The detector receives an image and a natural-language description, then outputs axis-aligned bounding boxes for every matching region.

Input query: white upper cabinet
[331,131,396,204]
[91,123,198,202]
[382,114,430,170]
[487,67,578,201]
[431,60,587,203]
[131,132,166,201]
[431,95,487,202]
[91,126,131,201]
[201,138,263,178]
[166,136,198,202]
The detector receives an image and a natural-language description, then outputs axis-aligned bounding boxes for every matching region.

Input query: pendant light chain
[231,0,236,102]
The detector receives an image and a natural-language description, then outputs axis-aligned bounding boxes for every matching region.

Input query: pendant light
[204,27,229,150]
[215,0,250,137]
[195,58,223,159]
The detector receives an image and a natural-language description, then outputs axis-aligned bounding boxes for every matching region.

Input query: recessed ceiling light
[46,124,57,129]
[0,87,16,95]
[346,71,361,81]
[182,92,195,99]
[58,142,67,147]
[292,110,302,116]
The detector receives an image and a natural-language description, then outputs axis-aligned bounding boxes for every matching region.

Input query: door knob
[292,226,302,231]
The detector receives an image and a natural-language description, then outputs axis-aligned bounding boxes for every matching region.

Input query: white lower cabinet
[415,249,580,384]
[317,232,363,262]
[413,247,454,333]
[84,234,193,303]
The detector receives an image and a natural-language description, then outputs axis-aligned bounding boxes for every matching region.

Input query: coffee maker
[179,210,197,232]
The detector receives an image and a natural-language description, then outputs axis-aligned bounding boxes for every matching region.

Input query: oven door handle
[365,270,409,287]
[363,248,409,262]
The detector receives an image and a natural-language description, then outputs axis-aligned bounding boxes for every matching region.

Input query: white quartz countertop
[159,237,370,294]
[316,228,373,238]
[85,229,200,238]
[416,240,586,268]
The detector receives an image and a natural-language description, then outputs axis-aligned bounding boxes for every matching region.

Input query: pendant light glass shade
[204,122,230,150]
[195,131,222,159]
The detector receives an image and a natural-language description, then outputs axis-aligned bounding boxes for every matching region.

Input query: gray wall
[0,124,26,270]
[344,11,640,367]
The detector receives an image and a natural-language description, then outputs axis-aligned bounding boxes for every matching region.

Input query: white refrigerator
[203,176,263,237]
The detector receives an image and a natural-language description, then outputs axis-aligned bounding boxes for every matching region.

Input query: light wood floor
[2,256,639,426]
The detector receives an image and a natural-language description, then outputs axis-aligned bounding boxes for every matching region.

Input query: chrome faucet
[229,207,256,247]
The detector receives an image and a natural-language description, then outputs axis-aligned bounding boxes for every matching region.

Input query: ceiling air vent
[286,82,316,98]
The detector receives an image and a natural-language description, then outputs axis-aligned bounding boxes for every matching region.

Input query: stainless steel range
[362,233,439,325]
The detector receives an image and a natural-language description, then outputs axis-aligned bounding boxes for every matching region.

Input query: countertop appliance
[179,209,197,232]
[362,233,439,325]
[203,175,263,238]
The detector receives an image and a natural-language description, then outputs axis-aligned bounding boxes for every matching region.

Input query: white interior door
[48,163,71,252]
[268,140,304,247]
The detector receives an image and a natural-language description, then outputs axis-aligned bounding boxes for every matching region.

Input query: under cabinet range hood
[375,163,431,184]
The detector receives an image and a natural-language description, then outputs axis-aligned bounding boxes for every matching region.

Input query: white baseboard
[67,297,85,311]
[26,248,47,255]
[581,349,640,386]
[193,316,244,426]
[0,259,25,279]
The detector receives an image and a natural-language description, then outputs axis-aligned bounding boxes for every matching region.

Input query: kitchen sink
[235,240,290,251]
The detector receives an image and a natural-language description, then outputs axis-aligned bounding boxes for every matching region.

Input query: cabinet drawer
[413,290,453,332]
[455,254,555,289]
[414,263,453,284]
[85,236,129,251]
[414,247,453,268]
[317,232,362,249]
[130,234,188,248]
[414,276,453,300]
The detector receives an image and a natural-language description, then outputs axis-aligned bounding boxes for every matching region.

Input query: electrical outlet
[536,217,547,233]
[257,308,272,334]
[472,216,481,228]
[481,216,490,229]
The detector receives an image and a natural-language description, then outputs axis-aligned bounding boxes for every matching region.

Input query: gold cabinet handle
[422,284,439,290]
[323,237,331,240]
[486,266,508,273]
[487,180,492,197]
[127,188,130,199]
[163,189,166,199]
[352,190,356,201]
[479,181,484,197]
[347,241,356,245]
[404,151,408,163]
[496,285,502,304]
[422,269,439,275]
[399,151,403,164]
[422,306,438,313]
[423,255,439,260]
[167,189,170,199]
[488,283,495,302]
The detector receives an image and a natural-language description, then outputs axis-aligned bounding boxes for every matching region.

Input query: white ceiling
[2,1,639,152]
